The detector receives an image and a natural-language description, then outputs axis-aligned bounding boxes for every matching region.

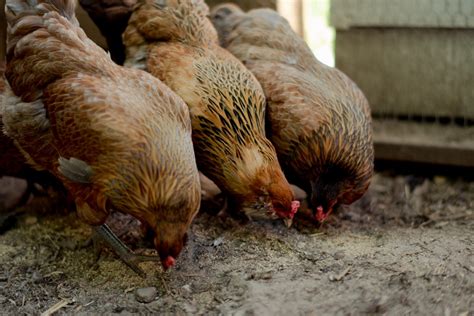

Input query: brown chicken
[210,4,374,222]
[3,0,201,273]
[82,0,300,220]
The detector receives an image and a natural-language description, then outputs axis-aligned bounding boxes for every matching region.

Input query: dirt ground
[0,170,472,315]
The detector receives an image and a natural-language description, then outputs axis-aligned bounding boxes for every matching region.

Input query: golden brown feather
[210,4,374,222]
[115,0,299,219]
[3,0,200,269]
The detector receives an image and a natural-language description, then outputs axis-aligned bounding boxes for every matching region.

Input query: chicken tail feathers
[5,0,78,58]
[4,0,112,101]
[6,0,76,20]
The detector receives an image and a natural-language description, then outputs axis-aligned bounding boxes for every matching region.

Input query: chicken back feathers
[210,4,374,221]
[3,0,201,265]
[120,0,298,219]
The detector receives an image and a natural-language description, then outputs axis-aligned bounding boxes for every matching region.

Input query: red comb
[290,200,300,218]
[162,256,176,270]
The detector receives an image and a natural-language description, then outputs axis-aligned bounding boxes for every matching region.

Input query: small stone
[182,284,192,293]
[58,239,78,250]
[113,306,124,313]
[32,271,43,283]
[24,216,38,225]
[135,287,157,303]
[212,237,224,247]
[297,242,306,248]
[333,251,345,260]
[433,176,446,185]
[259,272,272,280]
[183,303,198,313]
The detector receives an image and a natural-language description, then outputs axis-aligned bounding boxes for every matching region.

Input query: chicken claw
[94,224,161,277]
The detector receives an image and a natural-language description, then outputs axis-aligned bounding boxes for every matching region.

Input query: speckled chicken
[3,0,201,273]
[83,0,299,220]
[210,4,374,222]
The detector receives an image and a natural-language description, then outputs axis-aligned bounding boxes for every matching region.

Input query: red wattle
[291,200,300,214]
[315,206,327,222]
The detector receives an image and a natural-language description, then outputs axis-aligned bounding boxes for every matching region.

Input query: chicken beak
[283,218,293,228]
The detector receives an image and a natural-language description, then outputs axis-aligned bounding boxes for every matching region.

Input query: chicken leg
[94,224,161,277]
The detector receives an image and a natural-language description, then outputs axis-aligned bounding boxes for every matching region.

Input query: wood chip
[41,299,73,316]
[329,267,351,282]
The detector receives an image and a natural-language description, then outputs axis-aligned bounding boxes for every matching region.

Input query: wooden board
[331,0,474,29]
[205,0,276,11]
[335,29,474,118]
[373,119,474,167]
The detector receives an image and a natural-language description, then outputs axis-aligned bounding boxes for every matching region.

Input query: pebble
[58,239,78,250]
[24,216,38,226]
[182,284,192,294]
[297,241,307,248]
[433,176,447,185]
[212,237,224,247]
[135,287,157,303]
[333,251,345,260]
[32,271,43,283]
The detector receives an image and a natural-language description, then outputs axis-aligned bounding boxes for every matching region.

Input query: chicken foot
[94,224,161,277]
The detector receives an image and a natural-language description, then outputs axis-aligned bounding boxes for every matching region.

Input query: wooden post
[205,0,276,11]
[276,0,304,37]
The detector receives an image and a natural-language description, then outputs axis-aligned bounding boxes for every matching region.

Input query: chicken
[78,0,136,65]
[210,4,374,222]
[119,0,299,221]
[80,0,299,220]
[3,0,201,274]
